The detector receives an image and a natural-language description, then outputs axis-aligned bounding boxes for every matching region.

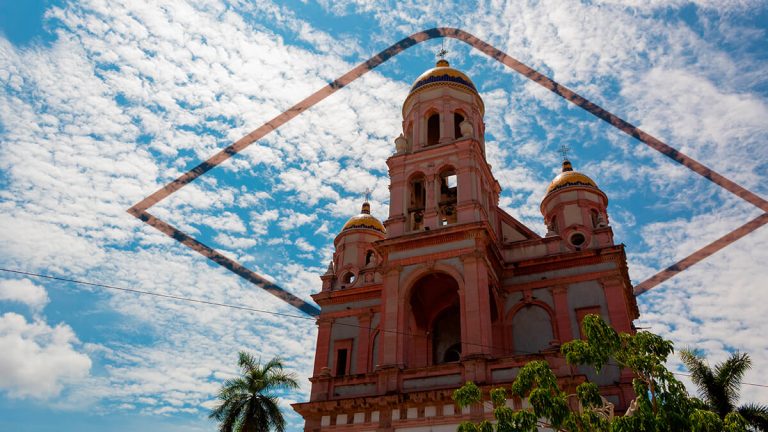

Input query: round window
[570,232,586,246]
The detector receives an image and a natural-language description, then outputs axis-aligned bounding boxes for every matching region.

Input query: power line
[3,267,768,389]
[0,267,315,322]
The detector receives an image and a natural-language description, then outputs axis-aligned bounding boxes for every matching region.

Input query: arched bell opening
[407,273,461,367]
[438,167,458,226]
[407,173,426,231]
[426,112,440,146]
[453,111,466,139]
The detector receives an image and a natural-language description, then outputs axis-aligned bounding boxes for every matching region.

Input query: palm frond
[238,351,259,373]
[267,370,300,391]
[262,356,284,373]
[220,398,248,432]
[263,396,286,432]
[738,403,768,431]
[680,349,721,408]
[714,352,751,407]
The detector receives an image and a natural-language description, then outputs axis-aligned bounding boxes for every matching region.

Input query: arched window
[454,112,465,139]
[427,113,440,146]
[511,305,554,354]
[439,169,458,226]
[408,174,426,231]
[342,272,356,285]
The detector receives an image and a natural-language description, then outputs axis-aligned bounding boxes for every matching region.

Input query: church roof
[404,59,484,115]
[545,160,601,195]
[340,201,386,234]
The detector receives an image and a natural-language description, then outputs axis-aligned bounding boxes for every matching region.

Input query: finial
[437,38,447,59]
[559,145,573,172]
[436,40,449,67]
[361,188,372,214]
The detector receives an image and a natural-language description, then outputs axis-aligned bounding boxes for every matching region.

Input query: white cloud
[0,278,49,311]
[294,238,315,253]
[249,209,280,236]
[278,210,318,230]
[0,313,91,399]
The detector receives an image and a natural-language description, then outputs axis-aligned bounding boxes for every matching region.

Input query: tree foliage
[209,352,299,432]
[452,315,752,432]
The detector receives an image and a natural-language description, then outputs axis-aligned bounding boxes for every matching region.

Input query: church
[292,59,639,431]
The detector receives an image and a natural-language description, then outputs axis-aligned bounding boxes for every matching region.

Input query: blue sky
[1,0,767,431]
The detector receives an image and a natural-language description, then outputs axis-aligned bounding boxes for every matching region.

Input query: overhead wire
[2,267,767,389]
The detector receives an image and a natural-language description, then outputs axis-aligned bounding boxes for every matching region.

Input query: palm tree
[209,352,299,432]
[680,350,768,431]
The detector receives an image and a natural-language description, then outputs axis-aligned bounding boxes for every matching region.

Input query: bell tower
[386,59,499,237]
[377,59,509,375]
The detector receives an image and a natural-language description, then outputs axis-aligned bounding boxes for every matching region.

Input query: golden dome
[341,202,386,234]
[403,59,484,114]
[545,160,600,195]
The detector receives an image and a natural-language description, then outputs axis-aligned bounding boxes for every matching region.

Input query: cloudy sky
[1,0,767,430]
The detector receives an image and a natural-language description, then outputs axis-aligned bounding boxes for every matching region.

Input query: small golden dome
[404,60,483,114]
[546,160,600,195]
[341,202,386,234]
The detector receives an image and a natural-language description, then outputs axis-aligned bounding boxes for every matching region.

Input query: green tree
[209,352,299,432]
[452,315,749,432]
[681,349,768,431]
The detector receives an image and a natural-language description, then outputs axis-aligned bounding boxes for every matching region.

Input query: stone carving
[395,133,407,153]
[597,213,608,227]
[545,220,558,237]
[459,119,473,137]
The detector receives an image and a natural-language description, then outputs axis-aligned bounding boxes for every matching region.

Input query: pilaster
[459,251,493,357]
[552,285,574,342]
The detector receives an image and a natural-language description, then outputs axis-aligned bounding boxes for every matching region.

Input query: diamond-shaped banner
[128,28,768,316]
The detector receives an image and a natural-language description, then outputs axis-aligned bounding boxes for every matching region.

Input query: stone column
[379,267,401,367]
[313,318,332,375]
[601,277,636,409]
[356,312,372,374]
[456,165,476,224]
[600,277,632,333]
[439,100,450,143]
[460,251,493,358]
[424,173,439,229]
[385,161,406,236]
[552,286,574,342]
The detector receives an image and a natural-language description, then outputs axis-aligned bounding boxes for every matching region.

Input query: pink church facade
[293,60,639,432]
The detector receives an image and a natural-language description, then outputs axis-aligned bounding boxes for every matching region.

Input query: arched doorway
[408,272,461,367]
